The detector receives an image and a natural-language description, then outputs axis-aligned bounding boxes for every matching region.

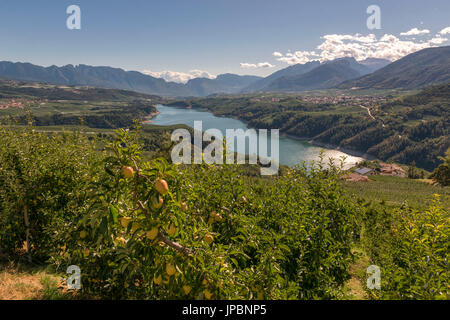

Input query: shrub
[362,196,449,299]
[51,129,357,299]
[430,148,450,186]
[0,123,98,260]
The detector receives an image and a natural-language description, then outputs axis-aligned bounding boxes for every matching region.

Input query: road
[360,105,385,127]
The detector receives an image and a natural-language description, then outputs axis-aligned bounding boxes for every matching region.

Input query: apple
[203,234,214,245]
[166,223,177,236]
[153,274,162,285]
[121,166,134,179]
[120,216,131,228]
[131,222,140,233]
[150,195,164,209]
[146,227,159,240]
[166,263,176,276]
[155,178,169,195]
[204,289,213,300]
[183,285,192,295]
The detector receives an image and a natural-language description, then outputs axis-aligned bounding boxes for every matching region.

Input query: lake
[149,104,364,168]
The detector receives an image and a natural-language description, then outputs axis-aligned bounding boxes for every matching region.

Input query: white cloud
[272,51,283,57]
[429,35,448,45]
[142,69,216,83]
[439,27,450,35]
[275,50,320,65]
[274,30,449,65]
[240,62,275,69]
[400,28,430,36]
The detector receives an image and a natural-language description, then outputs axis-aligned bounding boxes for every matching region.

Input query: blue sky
[1,0,449,82]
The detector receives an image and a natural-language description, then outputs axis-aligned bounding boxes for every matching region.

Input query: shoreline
[154,103,376,163]
[282,133,376,160]
[215,110,375,161]
[142,110,161,124]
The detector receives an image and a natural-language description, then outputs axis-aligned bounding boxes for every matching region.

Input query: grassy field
[342,175,449,209]
[0,261,69,300]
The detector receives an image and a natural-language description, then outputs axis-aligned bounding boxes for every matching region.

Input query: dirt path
[360,105,385,127]
[360,105,376,120]
[343,248,370,300]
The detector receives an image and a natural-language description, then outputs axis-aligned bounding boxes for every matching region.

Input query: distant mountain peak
[245,56,383,93]
[338,46,450,89]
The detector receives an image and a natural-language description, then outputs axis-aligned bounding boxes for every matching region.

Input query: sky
[0,0,449,82]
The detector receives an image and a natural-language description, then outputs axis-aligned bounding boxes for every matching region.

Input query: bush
[362,197,449,299]
[49,129,357,299]
[0,123,98,260]
[430,148,450,186]
[2,123,447,300]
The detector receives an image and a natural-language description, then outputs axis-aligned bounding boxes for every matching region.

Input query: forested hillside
[338,46,450,89]
[0,79,161,129]
[172,84,450,170]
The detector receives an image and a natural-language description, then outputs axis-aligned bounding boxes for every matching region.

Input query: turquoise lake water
[150,104,364,168]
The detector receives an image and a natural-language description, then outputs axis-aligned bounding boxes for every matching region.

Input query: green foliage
[430,148,450,186]
[407,161,425,179]
[45,128,357,299]
[342,175,449,210]
[361,197,449,299]
[174,83,449,170]
[0,122,448,300]
[0,122,98,259]
[0,79,160,129]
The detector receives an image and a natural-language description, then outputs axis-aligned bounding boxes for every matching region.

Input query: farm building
[354,167,374,175]
[380,163,406,177]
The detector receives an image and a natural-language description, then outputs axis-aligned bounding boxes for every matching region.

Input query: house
[354,167,374,175]
[341,173,370,182]
[380,163,406,177]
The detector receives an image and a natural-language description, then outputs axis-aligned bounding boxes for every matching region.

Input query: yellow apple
[153,274,162,285]
[166,263,176,276]
[166,223,177,236]
[204,234,214,245]
[183,285,192,295]
[155,179,169,195]
[150,195,164,209]
[121,166,134,179]
[146,227,159,240]
[120,216,132,228]
[204,289,213,300]
[131,222,140,233]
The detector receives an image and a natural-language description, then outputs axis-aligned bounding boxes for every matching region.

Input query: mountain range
[0,58,386,96]
[0,46,448,96]
[0,62,192,97]
[186,74,262,96]
[260,57,378,92]
[338,46,450,89]
[241,61,321,92]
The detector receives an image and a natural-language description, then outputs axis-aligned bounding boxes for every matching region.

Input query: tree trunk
[23,204,32,263]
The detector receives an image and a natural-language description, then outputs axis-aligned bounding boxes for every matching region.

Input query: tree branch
[136,200,194,257]
[157,231,194,256]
